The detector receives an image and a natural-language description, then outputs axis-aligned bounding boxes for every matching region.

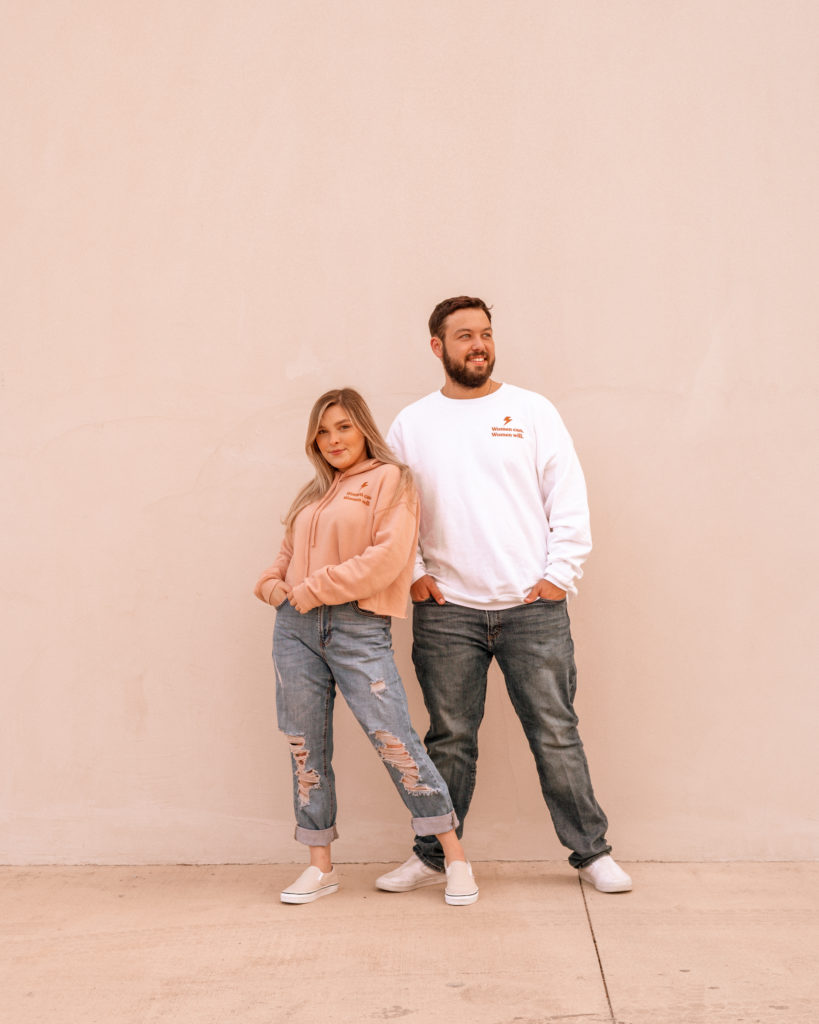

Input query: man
[377,296,631,894]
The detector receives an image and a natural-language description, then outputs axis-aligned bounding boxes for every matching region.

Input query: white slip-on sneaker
[280,866,340,904]
[444,860,479,906]
[577,855,632,893]
[375,854,446,892]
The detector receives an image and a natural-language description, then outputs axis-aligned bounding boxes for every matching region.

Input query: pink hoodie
[254,459,419,618]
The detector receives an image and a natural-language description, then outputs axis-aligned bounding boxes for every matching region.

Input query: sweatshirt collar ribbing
[436,382,506,403]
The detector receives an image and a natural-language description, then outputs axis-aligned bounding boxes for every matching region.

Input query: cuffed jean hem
[294,824,339,846]
[411,810,459,837]
[571,846,613,869]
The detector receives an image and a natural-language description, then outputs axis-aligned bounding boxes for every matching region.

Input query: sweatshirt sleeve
[253,532,293,605]
[538,409,592,594]
[386,416,428,584]
[290,476,419,612]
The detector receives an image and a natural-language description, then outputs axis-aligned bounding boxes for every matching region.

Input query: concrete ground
[1,862,816,1024]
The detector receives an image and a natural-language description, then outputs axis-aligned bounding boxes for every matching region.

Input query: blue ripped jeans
[272,601,458,846]
[411,598,611,870]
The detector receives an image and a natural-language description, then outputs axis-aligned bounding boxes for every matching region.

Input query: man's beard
[441,343,495,389]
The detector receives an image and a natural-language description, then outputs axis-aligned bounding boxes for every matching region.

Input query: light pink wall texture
[2,1,817,864]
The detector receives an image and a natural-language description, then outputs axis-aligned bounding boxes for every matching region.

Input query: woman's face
[315,404,368,472]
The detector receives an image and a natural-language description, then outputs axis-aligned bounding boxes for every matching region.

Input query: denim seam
[322,676,335,827]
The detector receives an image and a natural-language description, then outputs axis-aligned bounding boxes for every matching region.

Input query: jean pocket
[351,601,390,620]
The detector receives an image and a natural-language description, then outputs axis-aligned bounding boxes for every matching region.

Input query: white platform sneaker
[375,854,446,892]
[444,860,479,906]
[577,855,632,893]
[280,866,340,904]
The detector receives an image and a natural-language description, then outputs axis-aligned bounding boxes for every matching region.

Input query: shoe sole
[445,889,479,906]
[578,873,632,894]
[280,883,339,904]
[375,874,446,893]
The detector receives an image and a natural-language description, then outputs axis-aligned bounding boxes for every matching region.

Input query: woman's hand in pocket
[270,581,293,608]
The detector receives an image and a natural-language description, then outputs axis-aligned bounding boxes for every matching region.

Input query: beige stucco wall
[2,1,817,864]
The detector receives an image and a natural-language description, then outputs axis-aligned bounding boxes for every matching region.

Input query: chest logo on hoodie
[491,415,524,439]
[343,480,372,506]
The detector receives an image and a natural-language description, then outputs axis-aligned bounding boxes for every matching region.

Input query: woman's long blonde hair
[283,388,413,533]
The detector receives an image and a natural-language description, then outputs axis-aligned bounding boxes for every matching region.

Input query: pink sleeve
[253,532,293,605]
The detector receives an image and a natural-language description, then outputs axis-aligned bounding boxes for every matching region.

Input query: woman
[255,388,478,906]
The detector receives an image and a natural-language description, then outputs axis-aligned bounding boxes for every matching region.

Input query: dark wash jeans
[411,598,611,870]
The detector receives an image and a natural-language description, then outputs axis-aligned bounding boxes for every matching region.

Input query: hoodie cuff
[544,572,577,597]
[290,582,319,612]
[257,579,280,605]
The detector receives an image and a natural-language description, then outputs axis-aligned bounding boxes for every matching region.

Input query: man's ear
[430,336,443,359]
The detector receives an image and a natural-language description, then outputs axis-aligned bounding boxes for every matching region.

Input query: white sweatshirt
[386,383,592,609]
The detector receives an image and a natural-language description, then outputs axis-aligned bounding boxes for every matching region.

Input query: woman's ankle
[436,829,467,866]
[309,844,333,873]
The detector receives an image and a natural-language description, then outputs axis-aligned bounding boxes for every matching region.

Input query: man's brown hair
[428,296,492,341]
